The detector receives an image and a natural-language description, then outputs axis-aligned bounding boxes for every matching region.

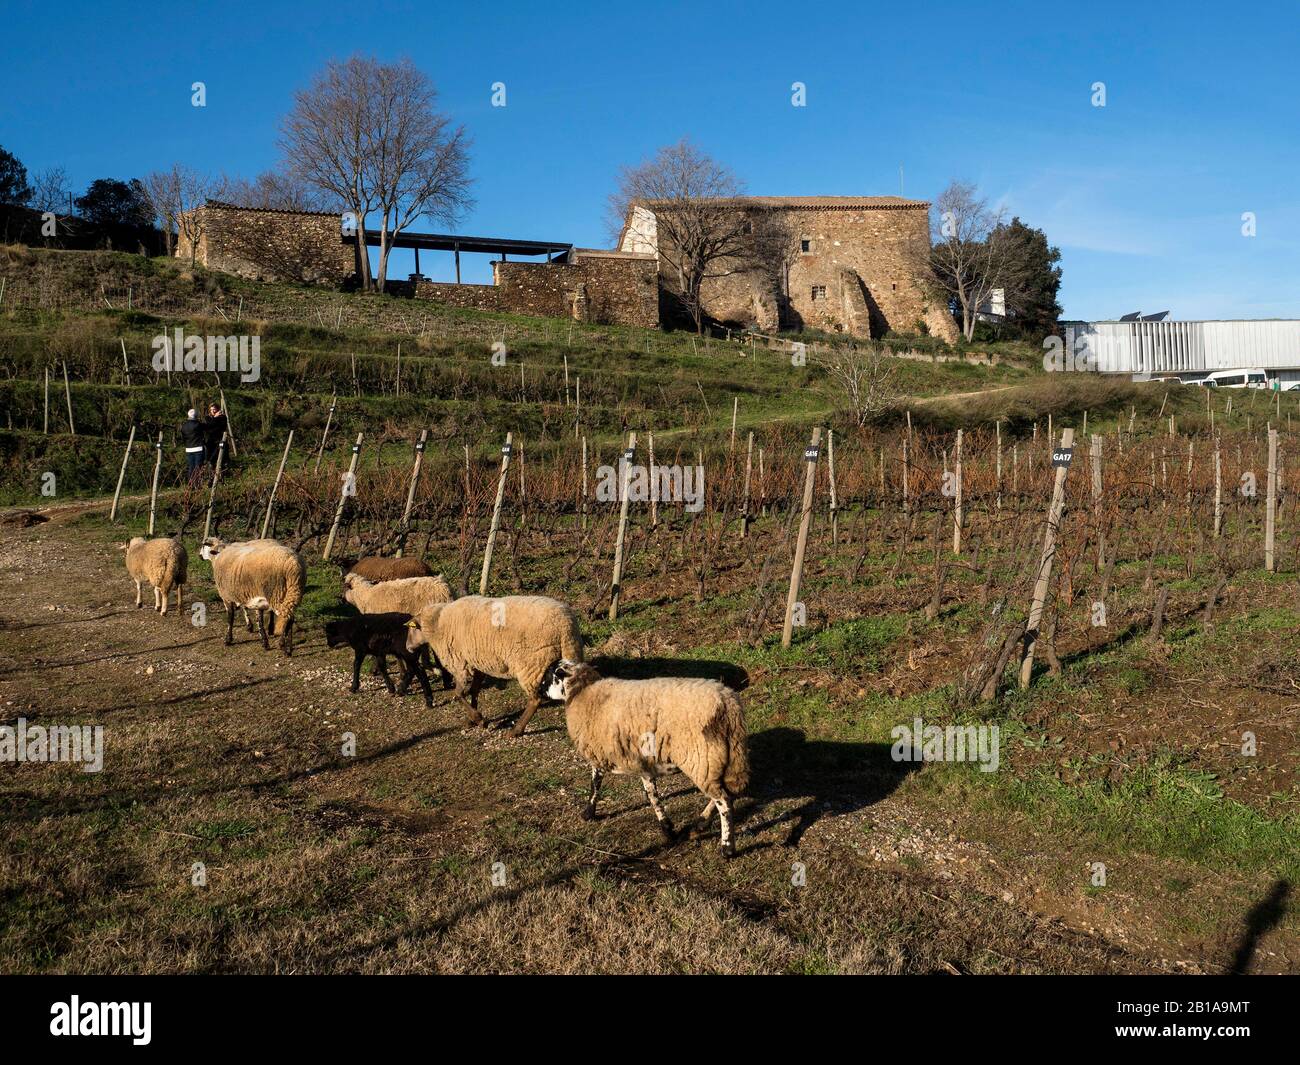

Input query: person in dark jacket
[180,408,205,485]
[204,404,228,468]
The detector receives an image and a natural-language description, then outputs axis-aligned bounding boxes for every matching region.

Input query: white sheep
[405,595,583,737]
[343,573,453,615]
[546,661,750,856]
[199,537,306,655]
[121,537,187,616]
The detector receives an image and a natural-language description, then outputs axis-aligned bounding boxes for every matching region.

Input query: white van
[1202,368,1270,389]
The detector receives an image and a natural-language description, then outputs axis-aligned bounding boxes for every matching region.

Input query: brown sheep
[335,556,432,583]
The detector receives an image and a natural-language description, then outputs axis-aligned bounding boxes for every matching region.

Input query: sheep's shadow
[1227,879,1290,974]
[586,655,749,691]
[742,727,917,847]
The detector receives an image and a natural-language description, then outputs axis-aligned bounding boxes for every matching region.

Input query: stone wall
[177,203,356,287]
[407,249,658,328]
[492,250,658,328]
[411,280,502,310]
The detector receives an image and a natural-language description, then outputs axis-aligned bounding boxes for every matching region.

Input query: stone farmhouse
[619,195,958,342]
[177,196,956,341]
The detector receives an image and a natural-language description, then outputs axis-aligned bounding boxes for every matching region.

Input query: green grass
[1002,760,1300,882]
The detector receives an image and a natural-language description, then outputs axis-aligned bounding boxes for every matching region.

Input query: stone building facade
[176,202,656,328]
[175,198,955,341]
[492,250,658,328]
[176,202,357,286]
[619,196,959,342]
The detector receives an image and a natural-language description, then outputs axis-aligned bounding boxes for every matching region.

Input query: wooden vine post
[62,361,75,435]
[260,430,295,539]
[828,428,839,545]
[740,431,754,538]
[201,435,227,543]
[1019,428,1075,689]
[608,432,637,621]
[1213,435,1223,538]
[1266,427,1278,572]
[995,421,1002,510]
[952,429,963,555]
[581,436,589,532]
[1090,434,1104,568]
[323,433,363,562]
[395,429,427,557]
[782,427,822,649]
[147,432,163,535]
[43,367,50,434]
[904,415,913,511]
[478,432,512,594]
[110,426,136,522]
[648,431,658,528]
[218,386,236,457]
[315,391,336,472]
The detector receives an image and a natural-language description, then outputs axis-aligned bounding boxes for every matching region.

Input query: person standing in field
[204,403,228,474]
[180,408,206,486]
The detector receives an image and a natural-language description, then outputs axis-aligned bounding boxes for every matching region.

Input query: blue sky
[2,0,1296,319]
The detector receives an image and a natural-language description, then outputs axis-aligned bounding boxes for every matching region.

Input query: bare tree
[366,59,473,289]
[29,166,71,216]
[818,343,901,426]
[609,140,755,333]
[141,167,181,257]
[280,56,472,292]
[281,57,377,290]
[929,181,1023,342]
[166,166,213,266]
[215,170,335,213]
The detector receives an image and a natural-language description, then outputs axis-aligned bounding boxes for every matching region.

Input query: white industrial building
[1061,317,1300,386]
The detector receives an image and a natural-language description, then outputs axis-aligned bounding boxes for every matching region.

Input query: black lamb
[324,612,436,707]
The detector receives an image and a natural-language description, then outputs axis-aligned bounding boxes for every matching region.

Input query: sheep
[199,537,306,655]
[342,573,453,616]
[121,537,187,617]
[334,556,432,583]
[545,660,750,856]
[405,594,583,737]
[324,612,434,707]
[342,573,452,687]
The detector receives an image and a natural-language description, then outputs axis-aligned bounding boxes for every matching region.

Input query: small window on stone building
[811,285,827,300]
[800,239,811,253]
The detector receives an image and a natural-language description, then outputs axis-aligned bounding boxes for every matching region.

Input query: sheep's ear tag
[405,619,417,629]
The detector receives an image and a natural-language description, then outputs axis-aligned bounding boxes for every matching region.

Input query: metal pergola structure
[363,230,573,283]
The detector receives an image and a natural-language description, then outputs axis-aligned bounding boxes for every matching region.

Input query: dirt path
[912,385,1018,405]
[0,520,1247,973]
